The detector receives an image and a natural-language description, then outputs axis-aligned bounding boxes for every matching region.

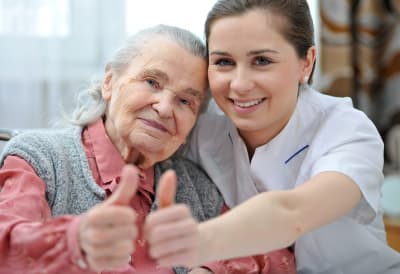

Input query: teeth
[233,98,264,108]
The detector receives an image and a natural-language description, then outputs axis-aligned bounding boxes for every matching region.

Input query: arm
[197,171,361,265]
[0,156,91,273]
[147,171,361,268]
[0,156,139,273]
[198,205,297,274]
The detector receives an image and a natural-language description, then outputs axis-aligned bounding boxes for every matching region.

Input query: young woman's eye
[254,56,271,65]
[215,58,234,66]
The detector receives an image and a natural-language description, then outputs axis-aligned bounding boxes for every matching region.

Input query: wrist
[67,215,89,270]
[198,220,219,265]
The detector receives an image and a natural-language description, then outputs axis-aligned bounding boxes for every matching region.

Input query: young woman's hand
[145,170,202,268]
[78,165,139,272]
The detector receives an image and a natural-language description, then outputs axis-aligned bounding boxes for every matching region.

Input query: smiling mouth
[138,118,169,133]
[231,98,266,108]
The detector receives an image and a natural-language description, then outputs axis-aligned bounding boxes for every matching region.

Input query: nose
[152,91,174,118]
[230,67,254,94]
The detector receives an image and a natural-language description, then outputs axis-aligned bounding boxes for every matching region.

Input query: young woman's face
[208,9,312,150]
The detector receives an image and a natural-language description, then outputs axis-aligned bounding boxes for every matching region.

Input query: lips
[231,98,266,108]
[138,118,172,134]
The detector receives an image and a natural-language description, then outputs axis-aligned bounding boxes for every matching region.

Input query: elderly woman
[0,24,208,274]
[0,25,295,274]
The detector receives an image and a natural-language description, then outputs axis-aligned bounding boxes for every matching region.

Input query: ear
[301,46,317,84]
[102,69,114,101]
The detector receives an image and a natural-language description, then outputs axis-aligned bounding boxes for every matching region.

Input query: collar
[85,119,155,198]
[87,119,125,183]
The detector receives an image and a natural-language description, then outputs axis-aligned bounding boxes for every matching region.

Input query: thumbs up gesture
[79,165,139,272]
[144,169,201,268]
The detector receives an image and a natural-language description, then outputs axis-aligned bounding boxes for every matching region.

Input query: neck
[104,118,151,167]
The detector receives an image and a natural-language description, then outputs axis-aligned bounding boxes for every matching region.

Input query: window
[126,0,319,40]
[0,0,70,37]
[125,0,215,39]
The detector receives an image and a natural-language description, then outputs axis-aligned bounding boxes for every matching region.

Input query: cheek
[176,114,197,138]
[208,70,228,94]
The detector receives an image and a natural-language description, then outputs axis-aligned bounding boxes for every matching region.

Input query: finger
[157,169,177,208]
[82,240,135,259]
[83,206,137,227]
[147,217,197,245]
[81,224,137,247]
[105,165,139,206]
[145,204,191,228]
[149,233,197,259]
[87,255,132,272]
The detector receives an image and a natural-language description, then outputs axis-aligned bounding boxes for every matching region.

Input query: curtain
[319,0,400,171]
[319,0,400,131]
[0,0,126,130]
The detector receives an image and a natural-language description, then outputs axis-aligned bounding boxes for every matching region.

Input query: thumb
[105,164,139,206]
[157,169,177,208]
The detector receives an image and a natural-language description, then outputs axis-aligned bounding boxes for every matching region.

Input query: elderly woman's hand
[145,170,201,268]
[79,165,139,272]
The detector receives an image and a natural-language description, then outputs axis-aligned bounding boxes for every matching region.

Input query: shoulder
[3,126,81,152]
[1,126,83,167]
[195,100,231,133]
[156,156,224,218]
[299,86,354,117]
[183,99,234,161]
[299,87,380,141]
[158,156,215,186]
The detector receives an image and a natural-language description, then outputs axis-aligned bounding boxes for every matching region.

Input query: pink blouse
[0,120,296,274]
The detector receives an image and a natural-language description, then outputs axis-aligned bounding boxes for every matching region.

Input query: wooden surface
[384,215,400,252]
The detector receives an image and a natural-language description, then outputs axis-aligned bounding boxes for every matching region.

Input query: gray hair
[64,24,208,126]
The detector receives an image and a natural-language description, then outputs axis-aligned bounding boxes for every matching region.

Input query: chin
[137,149,167,166]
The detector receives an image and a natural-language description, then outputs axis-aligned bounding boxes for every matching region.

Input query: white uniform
[186,86,400,273]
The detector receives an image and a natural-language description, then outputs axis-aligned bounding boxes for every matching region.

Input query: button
[77,258,88,269]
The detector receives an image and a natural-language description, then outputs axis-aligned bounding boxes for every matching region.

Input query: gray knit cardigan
[0,126,224,274]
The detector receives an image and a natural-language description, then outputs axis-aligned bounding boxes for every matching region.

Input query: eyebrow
[180,88,204,102]
[209,49,279,57]
[138,68,169,82]
[247,49,279,56]
[137,68,204,101]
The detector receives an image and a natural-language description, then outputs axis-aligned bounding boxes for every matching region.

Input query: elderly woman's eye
[146,78,160,89]
[180,98,190,105]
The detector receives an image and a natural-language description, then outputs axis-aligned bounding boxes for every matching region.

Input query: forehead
[124,37,208,91]
[208,10,290,50]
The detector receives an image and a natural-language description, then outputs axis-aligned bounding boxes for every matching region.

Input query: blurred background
[0,0,319,130]
[1,0,400,248]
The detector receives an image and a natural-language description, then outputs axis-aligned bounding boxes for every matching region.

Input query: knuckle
[175,204,190,215]
[85,208,101,223]
[86,230,104,244]
[148,246,157,258]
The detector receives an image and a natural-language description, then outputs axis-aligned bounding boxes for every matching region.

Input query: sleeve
[0,156,93,274]
[201,205,297,274]
[309,106,384,224]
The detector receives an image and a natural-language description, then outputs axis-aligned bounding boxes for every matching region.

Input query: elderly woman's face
[102,37,208,167]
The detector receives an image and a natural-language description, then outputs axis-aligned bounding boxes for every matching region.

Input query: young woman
[145,1,400,273]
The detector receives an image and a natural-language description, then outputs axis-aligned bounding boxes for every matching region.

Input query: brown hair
[205,0,315,82]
